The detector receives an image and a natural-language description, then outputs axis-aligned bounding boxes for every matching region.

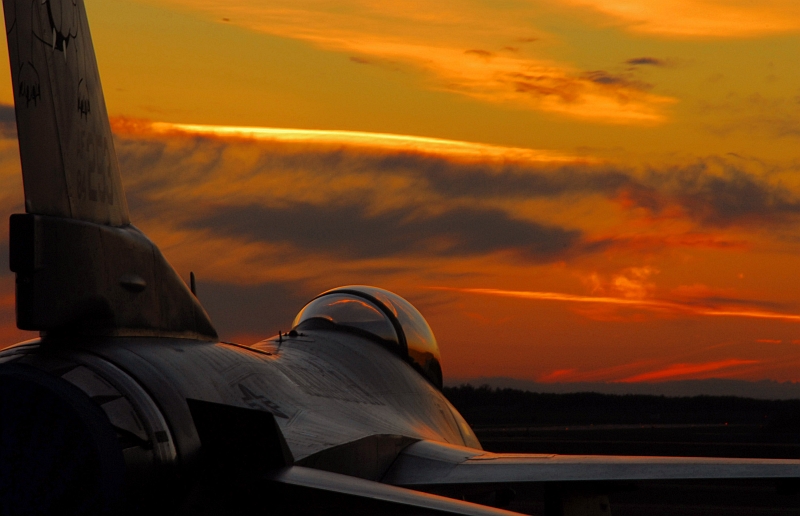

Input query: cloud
[535,355,800,385]
[582,70,651,90]
[435,286,800,323]
[117,122,608,266]
[187,202,584,261]
[669,284,786,311]
[632,161,800,227]
[608,266,659,299]
[559,0,800,38]
[106,120,620,295]
[626,57,667,67]
[115,122,596,236]
[538,360,655,382]
[144,0,676,124]
[148,122,587,163]
[464,49,494,58]
[617,359,761,382]
[538,368,577,382]
[596,234,749,252]
[420,163,631,199]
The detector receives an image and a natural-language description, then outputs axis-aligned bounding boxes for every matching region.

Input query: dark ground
[443,385,800,515]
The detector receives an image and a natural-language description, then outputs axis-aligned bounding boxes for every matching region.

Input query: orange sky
[2,0,800,384]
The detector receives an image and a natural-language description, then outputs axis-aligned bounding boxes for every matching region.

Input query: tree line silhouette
[443,384,800,430]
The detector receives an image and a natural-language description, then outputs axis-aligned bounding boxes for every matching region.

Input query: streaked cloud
[150,122,590,163]
[538,360,655,382]
[560,0,800,38]
[436,286,800,323]
[618,359,761,382]
[144,0,676,123]
[538,359,763,383]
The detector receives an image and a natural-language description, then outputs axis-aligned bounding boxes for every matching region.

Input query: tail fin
[3,0,217,340]
[4,0,127,225]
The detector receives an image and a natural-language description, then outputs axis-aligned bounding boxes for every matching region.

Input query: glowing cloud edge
[148,122,597,163]
[432,287,800,323]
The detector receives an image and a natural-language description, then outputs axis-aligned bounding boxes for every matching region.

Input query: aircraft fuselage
[0,330,479,508]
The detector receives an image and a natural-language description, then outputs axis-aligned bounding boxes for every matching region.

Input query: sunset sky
[2,0,800,384]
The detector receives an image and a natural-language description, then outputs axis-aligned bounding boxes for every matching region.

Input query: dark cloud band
[187,202,583,261]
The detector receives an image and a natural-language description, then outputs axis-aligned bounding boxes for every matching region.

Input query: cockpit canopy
[292,286,443,389]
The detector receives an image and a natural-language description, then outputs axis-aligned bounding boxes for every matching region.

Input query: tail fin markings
[4,0,128,225]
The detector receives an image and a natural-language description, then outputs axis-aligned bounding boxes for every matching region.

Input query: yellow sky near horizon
[1,0,800,384]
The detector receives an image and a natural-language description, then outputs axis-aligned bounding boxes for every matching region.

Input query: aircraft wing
[382,439,800,487]
[192,400,799,514]
[258,438,800,515]
[266,465,526,515]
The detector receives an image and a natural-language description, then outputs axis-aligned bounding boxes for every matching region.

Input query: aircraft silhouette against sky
[0,1,798,515]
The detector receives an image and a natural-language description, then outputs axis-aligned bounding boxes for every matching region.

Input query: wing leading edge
[383,440,800,487]
[267,466,524,516]
[259,438,800,515]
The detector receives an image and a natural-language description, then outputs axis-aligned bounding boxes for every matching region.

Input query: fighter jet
[0,1,798,515]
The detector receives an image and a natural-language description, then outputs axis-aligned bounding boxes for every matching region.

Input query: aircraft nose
[0,364,126,515]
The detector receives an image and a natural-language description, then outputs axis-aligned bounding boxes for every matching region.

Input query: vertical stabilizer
[2,1,216,340]
[4,0,128,226]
